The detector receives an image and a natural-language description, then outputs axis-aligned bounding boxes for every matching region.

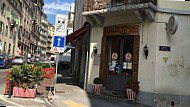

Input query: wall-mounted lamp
[91,46,98,59]
[143,44,148,59]
[93,46,97,55]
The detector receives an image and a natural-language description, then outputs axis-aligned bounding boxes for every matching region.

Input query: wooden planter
[13,87,36,98]
[126,88,136,100]
[93,84,103,95]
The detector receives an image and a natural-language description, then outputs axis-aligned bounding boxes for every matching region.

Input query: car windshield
[15,56,23,59]
[0,55,4,59]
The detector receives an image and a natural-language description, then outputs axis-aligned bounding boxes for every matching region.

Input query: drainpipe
[84,23,91,91]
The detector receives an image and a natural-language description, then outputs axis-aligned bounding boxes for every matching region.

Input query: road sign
[53,36,65,47]
[0,43,2,50]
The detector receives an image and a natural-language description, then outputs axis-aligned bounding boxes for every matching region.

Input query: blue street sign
[53,36,65,47]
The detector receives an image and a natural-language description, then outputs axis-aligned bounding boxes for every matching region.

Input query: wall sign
[167,16,178,35]
[104,25,139,36]
[125,52,132,61]
[112,52,118,60]
[159,46,171,52]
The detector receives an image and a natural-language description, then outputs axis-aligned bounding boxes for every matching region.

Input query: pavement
[0,69,150,107]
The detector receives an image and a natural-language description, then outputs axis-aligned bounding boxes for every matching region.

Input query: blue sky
[43,0,75,25]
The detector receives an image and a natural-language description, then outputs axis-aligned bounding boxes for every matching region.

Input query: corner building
[69,0,190,106]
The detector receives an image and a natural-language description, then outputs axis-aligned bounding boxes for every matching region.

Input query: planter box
[126,88,136,100]
[93,84,103,95]
[13,87,36,98]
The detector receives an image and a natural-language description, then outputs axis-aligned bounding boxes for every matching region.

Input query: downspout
[84,23,91,91]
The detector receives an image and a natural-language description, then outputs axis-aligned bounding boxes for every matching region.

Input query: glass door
[106,36,134,92]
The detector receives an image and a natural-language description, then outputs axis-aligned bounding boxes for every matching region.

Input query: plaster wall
[138,17,158,93]
[86,27,103,92]
[154,13,190,95]
[157,0,190,11]
[104,14,141,26]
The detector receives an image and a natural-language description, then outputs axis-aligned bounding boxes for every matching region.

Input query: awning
[66,24,88,45]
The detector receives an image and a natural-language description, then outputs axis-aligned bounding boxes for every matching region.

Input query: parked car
[38,61,52,68]
[12,56,27,65]
[27,57,33,64]
[34,56,40,62]
[0,54,12,68]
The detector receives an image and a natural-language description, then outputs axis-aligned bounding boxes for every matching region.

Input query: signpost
[53,36,65,53]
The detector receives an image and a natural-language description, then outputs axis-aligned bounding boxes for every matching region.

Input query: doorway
[106,36,135,92]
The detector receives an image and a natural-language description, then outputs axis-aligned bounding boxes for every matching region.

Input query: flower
[126,79,140,92]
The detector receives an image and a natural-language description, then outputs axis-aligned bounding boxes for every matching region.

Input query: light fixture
[143,44,148,59]
[93,46,97,55]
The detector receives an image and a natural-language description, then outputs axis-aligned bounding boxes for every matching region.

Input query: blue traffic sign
[53,36,65,47]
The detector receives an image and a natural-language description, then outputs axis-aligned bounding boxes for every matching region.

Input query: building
[46,23,55,59]
[38,13,48,59]
[0,0,46,58]
[67,3,75,35]
[0,0,22,56]
[67,0,190,106]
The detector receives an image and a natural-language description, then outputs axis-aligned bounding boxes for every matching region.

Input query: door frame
[99,24,140,86]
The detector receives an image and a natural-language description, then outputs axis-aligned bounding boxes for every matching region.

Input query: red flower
[133,81,136,83]
[126,85,129,88]
[26,83,28,85]
[21,84,23,87]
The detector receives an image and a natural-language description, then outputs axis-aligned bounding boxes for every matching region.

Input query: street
[0,68,15,106]
[0,68,11,95]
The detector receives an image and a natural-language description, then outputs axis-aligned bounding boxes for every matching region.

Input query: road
[0,68,15,106]
[0,68,11,95]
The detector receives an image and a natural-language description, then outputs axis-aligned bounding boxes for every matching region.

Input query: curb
[0,95,24,107]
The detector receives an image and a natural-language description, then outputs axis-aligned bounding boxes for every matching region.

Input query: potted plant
[93,77,103,95]
[9,63,44,98]
[126,79,140,100]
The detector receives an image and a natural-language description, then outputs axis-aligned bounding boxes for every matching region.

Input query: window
[3,42,6,53]
[7,7,10,18]
[0,21,4,34]
[5,25,8,36]
[1,3,6,16]
[13,45,15,55]
[8,44,11,54]
[10,29,12,39]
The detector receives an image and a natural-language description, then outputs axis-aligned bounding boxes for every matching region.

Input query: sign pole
[54,54,59,96]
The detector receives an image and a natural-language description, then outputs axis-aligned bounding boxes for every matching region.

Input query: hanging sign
[167,15,178,35]
[112,52,118,60]
[125,52,132,61]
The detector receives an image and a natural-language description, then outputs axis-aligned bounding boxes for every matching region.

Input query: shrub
[9,63,44,89]
[93,77,102,84]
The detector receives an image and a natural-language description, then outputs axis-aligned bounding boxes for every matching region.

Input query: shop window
[5,25,8,36]
[0,21,4,34]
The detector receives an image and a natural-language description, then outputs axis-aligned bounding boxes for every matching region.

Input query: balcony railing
[84,0,157,12]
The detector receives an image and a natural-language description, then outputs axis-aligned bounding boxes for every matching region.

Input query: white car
[12,56,26,65]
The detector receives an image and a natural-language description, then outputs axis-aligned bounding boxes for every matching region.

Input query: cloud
[44,2,71,11]
[44,9,56,15]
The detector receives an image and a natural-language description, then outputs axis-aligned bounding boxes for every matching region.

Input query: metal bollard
[171,101,174,107]
[8,80,11,98]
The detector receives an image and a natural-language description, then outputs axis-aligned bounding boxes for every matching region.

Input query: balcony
[84,0,157,12]
[40,36,47,42]
[83,0,157,26]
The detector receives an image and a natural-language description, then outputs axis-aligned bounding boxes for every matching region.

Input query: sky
[43,0,75,25]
